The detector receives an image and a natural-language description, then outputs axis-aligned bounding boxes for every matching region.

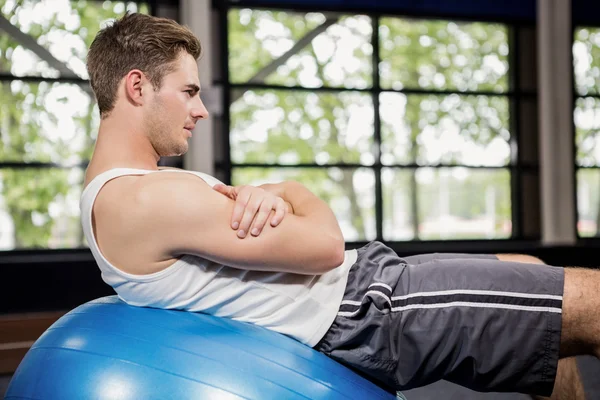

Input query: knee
[496,253,546,265]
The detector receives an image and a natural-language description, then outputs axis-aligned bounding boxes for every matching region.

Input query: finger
[237,196,262,238]
[213,184,234,198]
[231,189,251,230]
[250,200,275,236]
[270,198,287,226]
[213,183,229,194]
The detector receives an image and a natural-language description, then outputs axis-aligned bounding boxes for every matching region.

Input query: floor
[1,375,12,397]
[2,356,599,399]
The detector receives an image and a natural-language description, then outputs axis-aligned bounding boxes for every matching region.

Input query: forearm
[280,181,344,242]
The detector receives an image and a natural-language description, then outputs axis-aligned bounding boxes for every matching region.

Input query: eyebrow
[185,84,201,93]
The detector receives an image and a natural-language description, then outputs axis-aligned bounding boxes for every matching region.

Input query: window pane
[231,90,374,165]
[0,1,149,78]
[232,167,376,241]
[228,9,372,89]
[0,33,61,78]
[380,93,511,166]
[379,18,509,92]
[574,27,600,96]
[577,169,600,237]
[575,97,600,166]
[0,167,84,250]
[0,80,99,163]
[383,167,511,240]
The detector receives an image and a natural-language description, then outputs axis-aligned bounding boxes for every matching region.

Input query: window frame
[0,0,551,314]
[217,1,540,251]
[0,0,543,263]
[572,23,600,242]
[0,0,167,259]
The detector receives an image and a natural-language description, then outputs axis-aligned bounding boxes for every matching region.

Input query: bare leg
[497,256,599,359]
[533,357,586,400]
[560,267,600,359]
[496,254,588,400]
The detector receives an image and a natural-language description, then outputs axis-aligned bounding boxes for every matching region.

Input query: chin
[174,143,188,156]
[157,143,188,158]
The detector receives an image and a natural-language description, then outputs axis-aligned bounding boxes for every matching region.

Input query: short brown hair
[86,13,201,118]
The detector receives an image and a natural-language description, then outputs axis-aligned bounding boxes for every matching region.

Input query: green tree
[228,10,512,241]
[0,0,147,249]
[380,19,510,239]
[573,27,600,236]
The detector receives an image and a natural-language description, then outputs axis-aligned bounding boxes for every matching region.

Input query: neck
[90,109,160,171]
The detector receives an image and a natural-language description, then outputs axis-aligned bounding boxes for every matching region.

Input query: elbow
[317,238,346,274]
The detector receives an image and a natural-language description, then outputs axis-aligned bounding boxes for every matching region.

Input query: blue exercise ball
[6,296,399,399]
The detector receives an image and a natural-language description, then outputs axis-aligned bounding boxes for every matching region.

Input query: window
[223,6,520,243]
[0,1,150,251]
[574,26,600,238]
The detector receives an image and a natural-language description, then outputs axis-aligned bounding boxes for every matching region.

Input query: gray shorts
[314,241,564,396]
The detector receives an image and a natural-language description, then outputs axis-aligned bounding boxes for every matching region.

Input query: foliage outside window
[227,8,513,242]
[0,0,149,250]
[574,27,600,238]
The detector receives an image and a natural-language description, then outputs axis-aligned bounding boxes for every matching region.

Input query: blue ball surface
[6,296,398,399]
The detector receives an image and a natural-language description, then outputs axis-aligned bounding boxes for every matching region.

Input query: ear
[124,69,151,106]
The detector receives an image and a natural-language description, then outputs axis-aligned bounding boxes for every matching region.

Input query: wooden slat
[0,346,30,374]
[0,311,66,374]
[0,311,65,343]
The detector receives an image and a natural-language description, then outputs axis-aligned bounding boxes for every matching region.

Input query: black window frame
[573,22,600,242]
[0,0,165,257]
[215,0,541,254]
[0,0,557,314]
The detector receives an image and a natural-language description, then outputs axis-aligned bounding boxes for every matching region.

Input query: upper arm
[134,173,345,275]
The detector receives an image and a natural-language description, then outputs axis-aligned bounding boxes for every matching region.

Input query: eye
[185,90,195,97]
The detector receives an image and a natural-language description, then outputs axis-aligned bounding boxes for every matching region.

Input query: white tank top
[80,168,356,346]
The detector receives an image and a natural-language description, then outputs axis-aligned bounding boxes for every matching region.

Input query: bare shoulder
[134,170,215,213]
[92,171,214,275]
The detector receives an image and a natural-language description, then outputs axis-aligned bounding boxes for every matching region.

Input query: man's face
[144,52,208,157]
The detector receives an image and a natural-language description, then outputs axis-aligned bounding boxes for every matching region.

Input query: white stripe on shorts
[338,287,563,317]
[339,288,562,306]
[338,301,563,318]
[391,289,562,301]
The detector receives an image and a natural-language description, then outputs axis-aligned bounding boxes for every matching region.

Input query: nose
[191,96,209,121]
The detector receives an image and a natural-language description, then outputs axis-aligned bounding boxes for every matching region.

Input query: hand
[258,183,294,214]
[213,184,288,238]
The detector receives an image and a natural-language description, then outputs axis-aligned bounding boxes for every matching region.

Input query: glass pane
[383,167,511,241]
[0,167,84,250]
[382,168,416,240]
[574,27,600,96]
[380,93,511,166]
[0,33,60,78]
[0,1,149,78]
[228,9,372,89]
[379,18,509,92]
[0,80,99,164]
[230,90,374,165]
[577,169,600,237]
[575,97,600,166]
[232,167,376,241]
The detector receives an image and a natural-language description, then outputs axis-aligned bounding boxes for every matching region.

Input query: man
[81,12,594,399]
